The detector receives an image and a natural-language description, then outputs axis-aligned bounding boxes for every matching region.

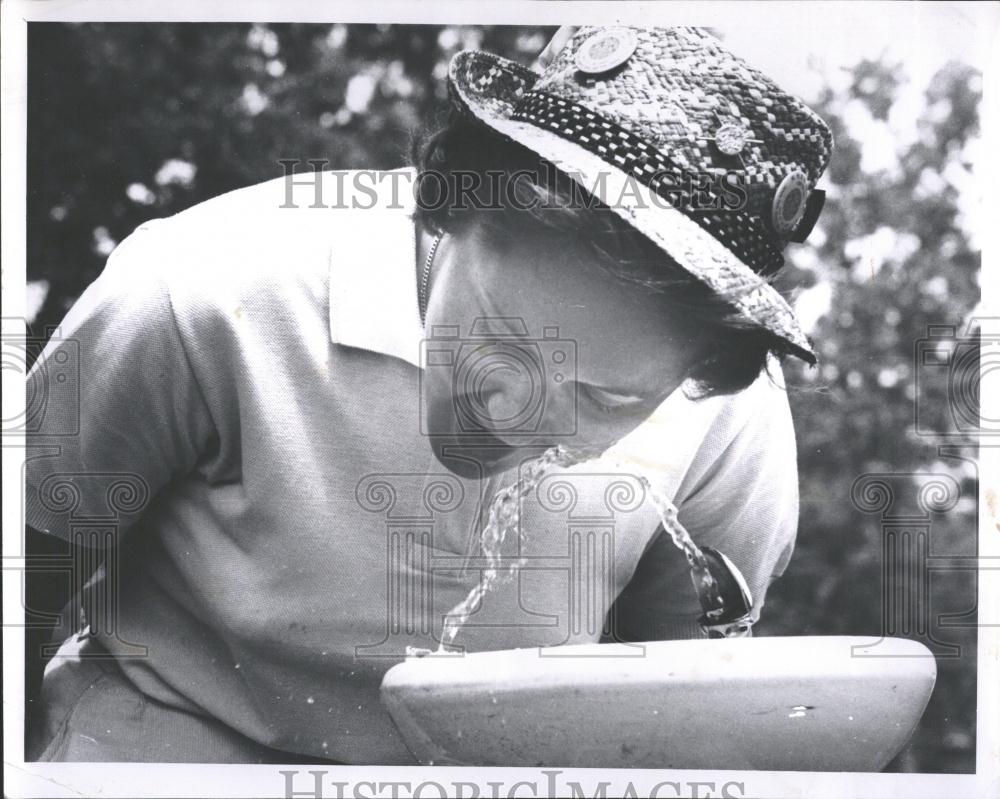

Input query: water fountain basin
[380,636,936,770]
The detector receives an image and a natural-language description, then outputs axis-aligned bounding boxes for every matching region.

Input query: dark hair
[411,112,794,398]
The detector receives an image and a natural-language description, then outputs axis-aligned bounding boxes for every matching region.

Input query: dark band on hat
[510,89,787,276]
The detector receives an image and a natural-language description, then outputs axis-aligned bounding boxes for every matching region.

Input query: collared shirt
[25,169,799,764]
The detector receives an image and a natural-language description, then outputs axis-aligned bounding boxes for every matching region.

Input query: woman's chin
[427,432,522,479]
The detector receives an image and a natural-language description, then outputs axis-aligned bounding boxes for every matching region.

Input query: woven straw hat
[447,26,833,364]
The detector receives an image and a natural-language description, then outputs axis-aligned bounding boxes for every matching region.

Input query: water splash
[432,444,723,654]
[435,445,600,652]
[634,473,723,609]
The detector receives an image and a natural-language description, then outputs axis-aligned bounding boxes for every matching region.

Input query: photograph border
[3,2,997,797]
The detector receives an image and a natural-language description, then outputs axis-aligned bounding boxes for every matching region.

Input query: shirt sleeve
[24,221,216,544]
[608,371,800,640]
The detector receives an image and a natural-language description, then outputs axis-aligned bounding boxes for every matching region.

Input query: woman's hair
[411,111,795,398]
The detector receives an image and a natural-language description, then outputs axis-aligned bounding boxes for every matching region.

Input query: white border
[2,2,998,798]
[976,6,1000,796]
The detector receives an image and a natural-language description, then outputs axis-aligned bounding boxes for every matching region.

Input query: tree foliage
[761,57,981,773]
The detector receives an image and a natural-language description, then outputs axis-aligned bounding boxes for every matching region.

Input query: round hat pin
[771,171,810,235]
[714,122,752,156]
[574,28,639,75]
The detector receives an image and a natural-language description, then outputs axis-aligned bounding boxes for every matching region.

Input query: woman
[25,26,831,763]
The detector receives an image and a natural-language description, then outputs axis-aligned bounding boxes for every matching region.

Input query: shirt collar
[328,168,424,368]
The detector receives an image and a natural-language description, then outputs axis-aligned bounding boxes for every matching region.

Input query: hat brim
[448,50,816,364]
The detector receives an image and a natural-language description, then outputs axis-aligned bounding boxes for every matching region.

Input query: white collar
[328,168,424,368]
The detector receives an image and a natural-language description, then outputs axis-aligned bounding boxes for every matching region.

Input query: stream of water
[417,444,724,655]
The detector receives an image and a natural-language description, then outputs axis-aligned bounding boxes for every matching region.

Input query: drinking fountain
[380,635,936,770]
[380,448,937,770]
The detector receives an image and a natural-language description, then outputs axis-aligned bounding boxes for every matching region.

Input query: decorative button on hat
[713,122,753,156]
[771,171,810,235]
[573,27,638,74]
[447,26,834,364]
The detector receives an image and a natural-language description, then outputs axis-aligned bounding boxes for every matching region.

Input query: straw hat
[447,26,833,363]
